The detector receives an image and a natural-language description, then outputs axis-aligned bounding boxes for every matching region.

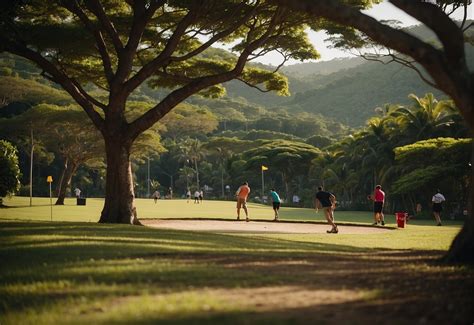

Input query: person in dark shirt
[315,186,338,233]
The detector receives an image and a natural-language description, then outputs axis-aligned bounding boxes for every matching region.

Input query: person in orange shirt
[235,181,250,222]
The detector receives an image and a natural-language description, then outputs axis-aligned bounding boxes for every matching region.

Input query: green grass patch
[0,196,463,227]
[0,197,471,324]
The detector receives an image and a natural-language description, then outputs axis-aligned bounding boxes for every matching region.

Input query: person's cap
[375,185,382,189]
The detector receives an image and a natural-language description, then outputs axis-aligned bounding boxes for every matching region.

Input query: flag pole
[261,168,264,199]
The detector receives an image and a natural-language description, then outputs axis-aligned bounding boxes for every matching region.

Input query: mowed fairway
[0,196,377,223]
[1,196,473,324]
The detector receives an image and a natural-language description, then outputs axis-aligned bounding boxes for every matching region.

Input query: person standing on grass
[74,187,81,198]
[236,181,250,222]
[368,185,385,226]
[269,188,281,221]
[152,190,160,203]
[194,190,200,204]
[315,186,338,234]
[432,189,446,226]
[186,188,191,203]
[199,189,204,203]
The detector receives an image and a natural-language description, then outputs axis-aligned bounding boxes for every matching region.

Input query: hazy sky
[253,1,473,66]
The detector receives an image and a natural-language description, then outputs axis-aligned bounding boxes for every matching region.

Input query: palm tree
[394,93,460,142]
[186,138,206,190]
[214,147,232,198]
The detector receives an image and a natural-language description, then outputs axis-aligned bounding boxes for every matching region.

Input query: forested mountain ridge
[224,54,446,126]
[223,23,474,127]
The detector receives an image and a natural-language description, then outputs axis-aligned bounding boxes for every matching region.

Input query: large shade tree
[0,0,330,224]
[273,0,473,263]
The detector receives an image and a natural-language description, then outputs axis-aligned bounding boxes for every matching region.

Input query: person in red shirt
[368,185,385,226]
[235,182,250,222]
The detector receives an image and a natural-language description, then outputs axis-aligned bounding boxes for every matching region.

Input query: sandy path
[142,219,392,234]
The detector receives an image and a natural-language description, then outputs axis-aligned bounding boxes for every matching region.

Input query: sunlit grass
[0,197,471,324]
[0,196,462,227]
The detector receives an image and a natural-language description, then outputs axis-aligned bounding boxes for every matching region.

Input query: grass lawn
[1,196,473,324]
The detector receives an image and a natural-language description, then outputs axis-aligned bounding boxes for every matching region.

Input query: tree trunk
[282,172,289,202]
[194,159,200,190]
[55,158,67,198]
[99,136,140,225]
[444,139,474,264]
[55,159,78,205]
[221,166,225,198]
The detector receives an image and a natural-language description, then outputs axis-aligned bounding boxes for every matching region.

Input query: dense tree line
[314,94,470,215]
[0,59,470,218]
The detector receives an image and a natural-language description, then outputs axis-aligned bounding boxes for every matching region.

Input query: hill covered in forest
[223,24,473,127]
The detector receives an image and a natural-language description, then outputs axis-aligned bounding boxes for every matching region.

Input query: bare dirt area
[141,219,392,234]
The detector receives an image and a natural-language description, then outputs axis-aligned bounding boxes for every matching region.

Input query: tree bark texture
[55,159,78,205]
[98,136,140,225]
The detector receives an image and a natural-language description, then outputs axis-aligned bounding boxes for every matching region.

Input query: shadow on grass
[0,221,473,324]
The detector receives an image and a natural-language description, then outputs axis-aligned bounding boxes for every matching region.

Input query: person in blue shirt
[270,188,281,221]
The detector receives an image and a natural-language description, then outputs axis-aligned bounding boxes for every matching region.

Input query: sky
[253,1,473,66]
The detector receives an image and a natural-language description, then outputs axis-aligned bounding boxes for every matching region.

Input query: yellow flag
[261,165,268,171]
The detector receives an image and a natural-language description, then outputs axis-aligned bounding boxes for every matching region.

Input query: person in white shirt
[74,187,81,198]
[432,189,446,226]
[194,190,200,204]
[186,189,191,203]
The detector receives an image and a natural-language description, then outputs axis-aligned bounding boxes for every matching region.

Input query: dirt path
[142,219,392,234]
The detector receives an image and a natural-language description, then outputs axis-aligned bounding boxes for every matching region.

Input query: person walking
[199,189,204,203]
[315,186,338,233]
[368,185,385,226]
[270,188,281,221]
[432,189,446,226]
[236,182,250,222]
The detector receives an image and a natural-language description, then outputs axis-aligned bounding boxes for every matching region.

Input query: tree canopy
[0,140,21,205]
[0,0,337,223]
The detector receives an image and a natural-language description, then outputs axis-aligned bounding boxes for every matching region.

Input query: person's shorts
[237,197,247,209]
[272,202,281,210]
[433,203,443,212]
[373,201,384,213]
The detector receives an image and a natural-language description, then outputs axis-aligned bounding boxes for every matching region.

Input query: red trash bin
[396,212,407,228]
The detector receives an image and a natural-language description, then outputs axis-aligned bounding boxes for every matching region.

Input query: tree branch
[60,0,114,84]
[128,5,286,139]
[359,50,438,89]
[390,0,464,63]
[113,0,164,85]
[236,78,272,93]
[70,78,107,110]
[171,4,258,63]
[271,0,474,127]
[123,6,201,94]
[84,0,124,53]
[3,40,105,130]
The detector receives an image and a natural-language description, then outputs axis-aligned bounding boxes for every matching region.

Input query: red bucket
[396,212,407,228]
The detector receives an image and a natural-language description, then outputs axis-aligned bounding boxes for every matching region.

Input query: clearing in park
[0,197,473,324]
